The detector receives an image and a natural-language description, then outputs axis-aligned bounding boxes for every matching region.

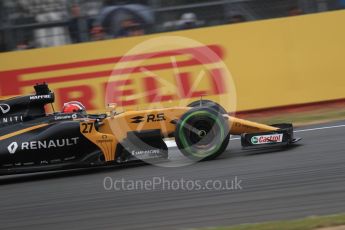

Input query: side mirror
[107,103,117,118]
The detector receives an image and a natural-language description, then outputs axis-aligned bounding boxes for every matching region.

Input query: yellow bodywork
[80,106,278,162]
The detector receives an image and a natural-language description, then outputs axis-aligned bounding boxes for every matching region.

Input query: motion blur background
[0,0,344,52]
[2,2,345,230]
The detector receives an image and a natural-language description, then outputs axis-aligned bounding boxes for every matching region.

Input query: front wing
[241,123,301,148]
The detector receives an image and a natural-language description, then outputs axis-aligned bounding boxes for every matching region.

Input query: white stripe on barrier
[294,124,345,133]
[164,123,345,148]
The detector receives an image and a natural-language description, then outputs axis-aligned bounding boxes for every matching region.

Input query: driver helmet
[62,101,86,114]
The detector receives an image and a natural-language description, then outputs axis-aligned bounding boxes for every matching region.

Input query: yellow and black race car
[0,83,301,175]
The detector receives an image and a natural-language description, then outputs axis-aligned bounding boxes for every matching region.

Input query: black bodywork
[0,84,169,175]
[0,84,104,175]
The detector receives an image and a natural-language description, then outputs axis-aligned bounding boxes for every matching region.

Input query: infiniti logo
[0,104,10,114]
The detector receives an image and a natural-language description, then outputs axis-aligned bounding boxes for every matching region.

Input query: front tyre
[188,100,227,114]
[175,107,230,161]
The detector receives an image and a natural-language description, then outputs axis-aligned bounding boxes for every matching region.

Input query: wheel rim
[179,111,225,158]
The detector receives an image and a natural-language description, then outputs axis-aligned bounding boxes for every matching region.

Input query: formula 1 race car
[0,83,301,175]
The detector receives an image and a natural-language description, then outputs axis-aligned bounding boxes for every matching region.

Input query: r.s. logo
[130,113,166,123]
[147,113,166,122]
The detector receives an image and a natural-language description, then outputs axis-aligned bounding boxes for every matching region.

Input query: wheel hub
[197,130,207,138]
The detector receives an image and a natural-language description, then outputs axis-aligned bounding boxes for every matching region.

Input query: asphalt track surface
[1,121,345,230]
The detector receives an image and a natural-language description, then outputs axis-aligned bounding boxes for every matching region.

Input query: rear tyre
[188,100,227,114]
[175,107,229,161]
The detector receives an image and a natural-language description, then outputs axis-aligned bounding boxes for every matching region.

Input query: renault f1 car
[0,83,301,175]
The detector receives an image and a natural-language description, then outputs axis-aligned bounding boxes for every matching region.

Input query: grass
[194,214,345,230]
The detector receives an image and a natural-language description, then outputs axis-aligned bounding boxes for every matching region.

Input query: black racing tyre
[175,107,230,161]
[188,100,227,114]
